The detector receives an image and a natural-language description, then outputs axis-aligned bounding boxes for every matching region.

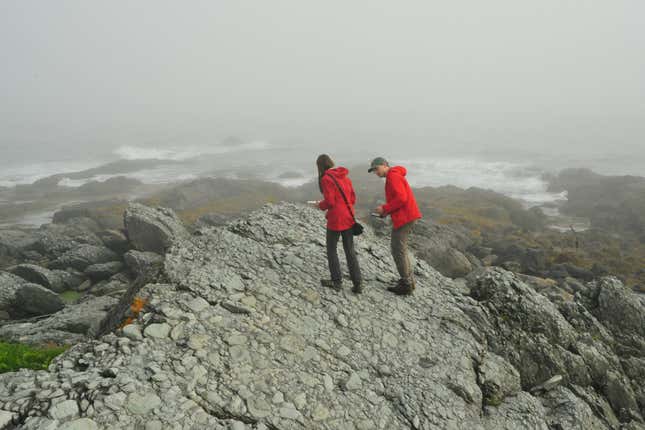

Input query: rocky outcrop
[1,272,65,318]
[123,250,164,279]
[0,296,117,345]
[0,203,642,429]
[0,272,23,319]
[123,203,189,254]
[9,264,84,293]
[49,245,120,271]
[12,283,65,317]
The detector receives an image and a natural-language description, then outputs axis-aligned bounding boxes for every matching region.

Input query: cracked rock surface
[0,203,643,429]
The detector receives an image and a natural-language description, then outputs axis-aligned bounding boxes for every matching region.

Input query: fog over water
[2,1,644,196]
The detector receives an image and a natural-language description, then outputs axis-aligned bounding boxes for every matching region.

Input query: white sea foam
[396,158,567,207]
[0,160,104,187]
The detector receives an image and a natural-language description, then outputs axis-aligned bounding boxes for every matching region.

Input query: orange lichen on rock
[119,296,148,328]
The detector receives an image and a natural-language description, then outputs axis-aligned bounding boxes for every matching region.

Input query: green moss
[59,290,82,304]
[0,342,68,374]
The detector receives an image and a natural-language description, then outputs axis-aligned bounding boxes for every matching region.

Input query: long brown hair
[316,154,335,193]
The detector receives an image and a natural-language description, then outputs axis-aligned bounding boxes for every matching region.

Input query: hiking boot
[351,281,363,294]
[321,279,342,291]
[387,279,415,296]
[386,278,405,293]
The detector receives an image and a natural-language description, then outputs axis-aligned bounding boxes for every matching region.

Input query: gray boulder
[49,244,120,271]
[9,263,84,293]
[123,203,188,254]
[0,229,38,262]
[0,271,24,315]
[98,229,130,254]
[13,283,64,317]
[84,261,124,282]
[123,250,164,278]
[0,295,117,345]
[408,219,475,278]
[32,222,103,259]
[427,247,473,278]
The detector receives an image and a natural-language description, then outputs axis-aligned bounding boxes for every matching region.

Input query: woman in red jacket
[313,154,363,293]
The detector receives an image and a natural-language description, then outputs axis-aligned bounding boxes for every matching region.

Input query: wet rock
[124,203,188,254]
[13,282,64,317]
[84,261,124,282]
[49,244,119,271]
[123,250,164,278]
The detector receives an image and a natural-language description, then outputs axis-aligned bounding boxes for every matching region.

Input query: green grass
[0,342,68,374]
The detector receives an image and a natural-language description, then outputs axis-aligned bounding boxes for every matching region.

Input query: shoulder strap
[325,173,356,219]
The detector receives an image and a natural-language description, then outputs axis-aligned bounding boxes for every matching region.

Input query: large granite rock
[9,264,84,293]
[0,271,24,317]
[123,250,164,278]
[49,245,120,271]
[123,203,189,254]
[0,295,117,345]
[0,203,642,429]
[13,283,65,317]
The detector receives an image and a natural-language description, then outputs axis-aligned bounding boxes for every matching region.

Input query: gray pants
[391,221,415,283]
[326,228,362,285]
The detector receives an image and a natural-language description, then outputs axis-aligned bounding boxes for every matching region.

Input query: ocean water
[0,141,641,211]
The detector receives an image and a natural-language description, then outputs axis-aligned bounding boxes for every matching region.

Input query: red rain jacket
[318,167,356,231]
[382,166,422,229]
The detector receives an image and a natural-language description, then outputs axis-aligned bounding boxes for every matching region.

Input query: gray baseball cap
[368,157,388,172]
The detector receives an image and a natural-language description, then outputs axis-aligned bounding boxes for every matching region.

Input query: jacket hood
[388,166,407,177]
[325,166,349,178]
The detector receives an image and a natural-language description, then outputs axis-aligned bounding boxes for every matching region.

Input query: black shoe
[387,279,414,296]
[321,279,342,291]
[386,278,404,293]
[352,282,363,294]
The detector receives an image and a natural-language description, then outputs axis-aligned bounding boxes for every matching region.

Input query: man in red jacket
[370,157,422,295]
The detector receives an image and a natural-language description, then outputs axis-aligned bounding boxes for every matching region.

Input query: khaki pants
[391,220,415,283]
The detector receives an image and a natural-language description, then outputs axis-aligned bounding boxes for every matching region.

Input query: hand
[375,205,385,217]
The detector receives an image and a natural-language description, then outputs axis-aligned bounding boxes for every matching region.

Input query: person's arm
[381,174,408,214]
[318,176,335,210]
[348,179,356,206]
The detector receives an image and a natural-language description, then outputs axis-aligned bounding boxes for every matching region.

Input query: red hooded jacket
[318,167,356,231]
[382,166,422,229]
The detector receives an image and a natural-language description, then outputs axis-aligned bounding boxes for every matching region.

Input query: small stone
[49,399,79,421]
[337,345,351,357]
[145,421,164,430]
[226,334,248,345]
[0,411,15,428]
[58,418,99,430]
[302,289,320,304]
[323,374,334,392]
[221,301,252,314]
[312,404,330,421]
[240,295,257,307]
[229,421,246,430]
[126,392,162,415]
[188,334,210,350]
[335,314,348,327]
[122,324,143,341]
[343,372,362,391]
[247,396,272,418]
[187,296,210,312]
[272,392,285,404]
[279,404,303,421]
[144,323,170,339]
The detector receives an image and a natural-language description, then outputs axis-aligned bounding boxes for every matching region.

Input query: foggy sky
[1,1,644,158]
